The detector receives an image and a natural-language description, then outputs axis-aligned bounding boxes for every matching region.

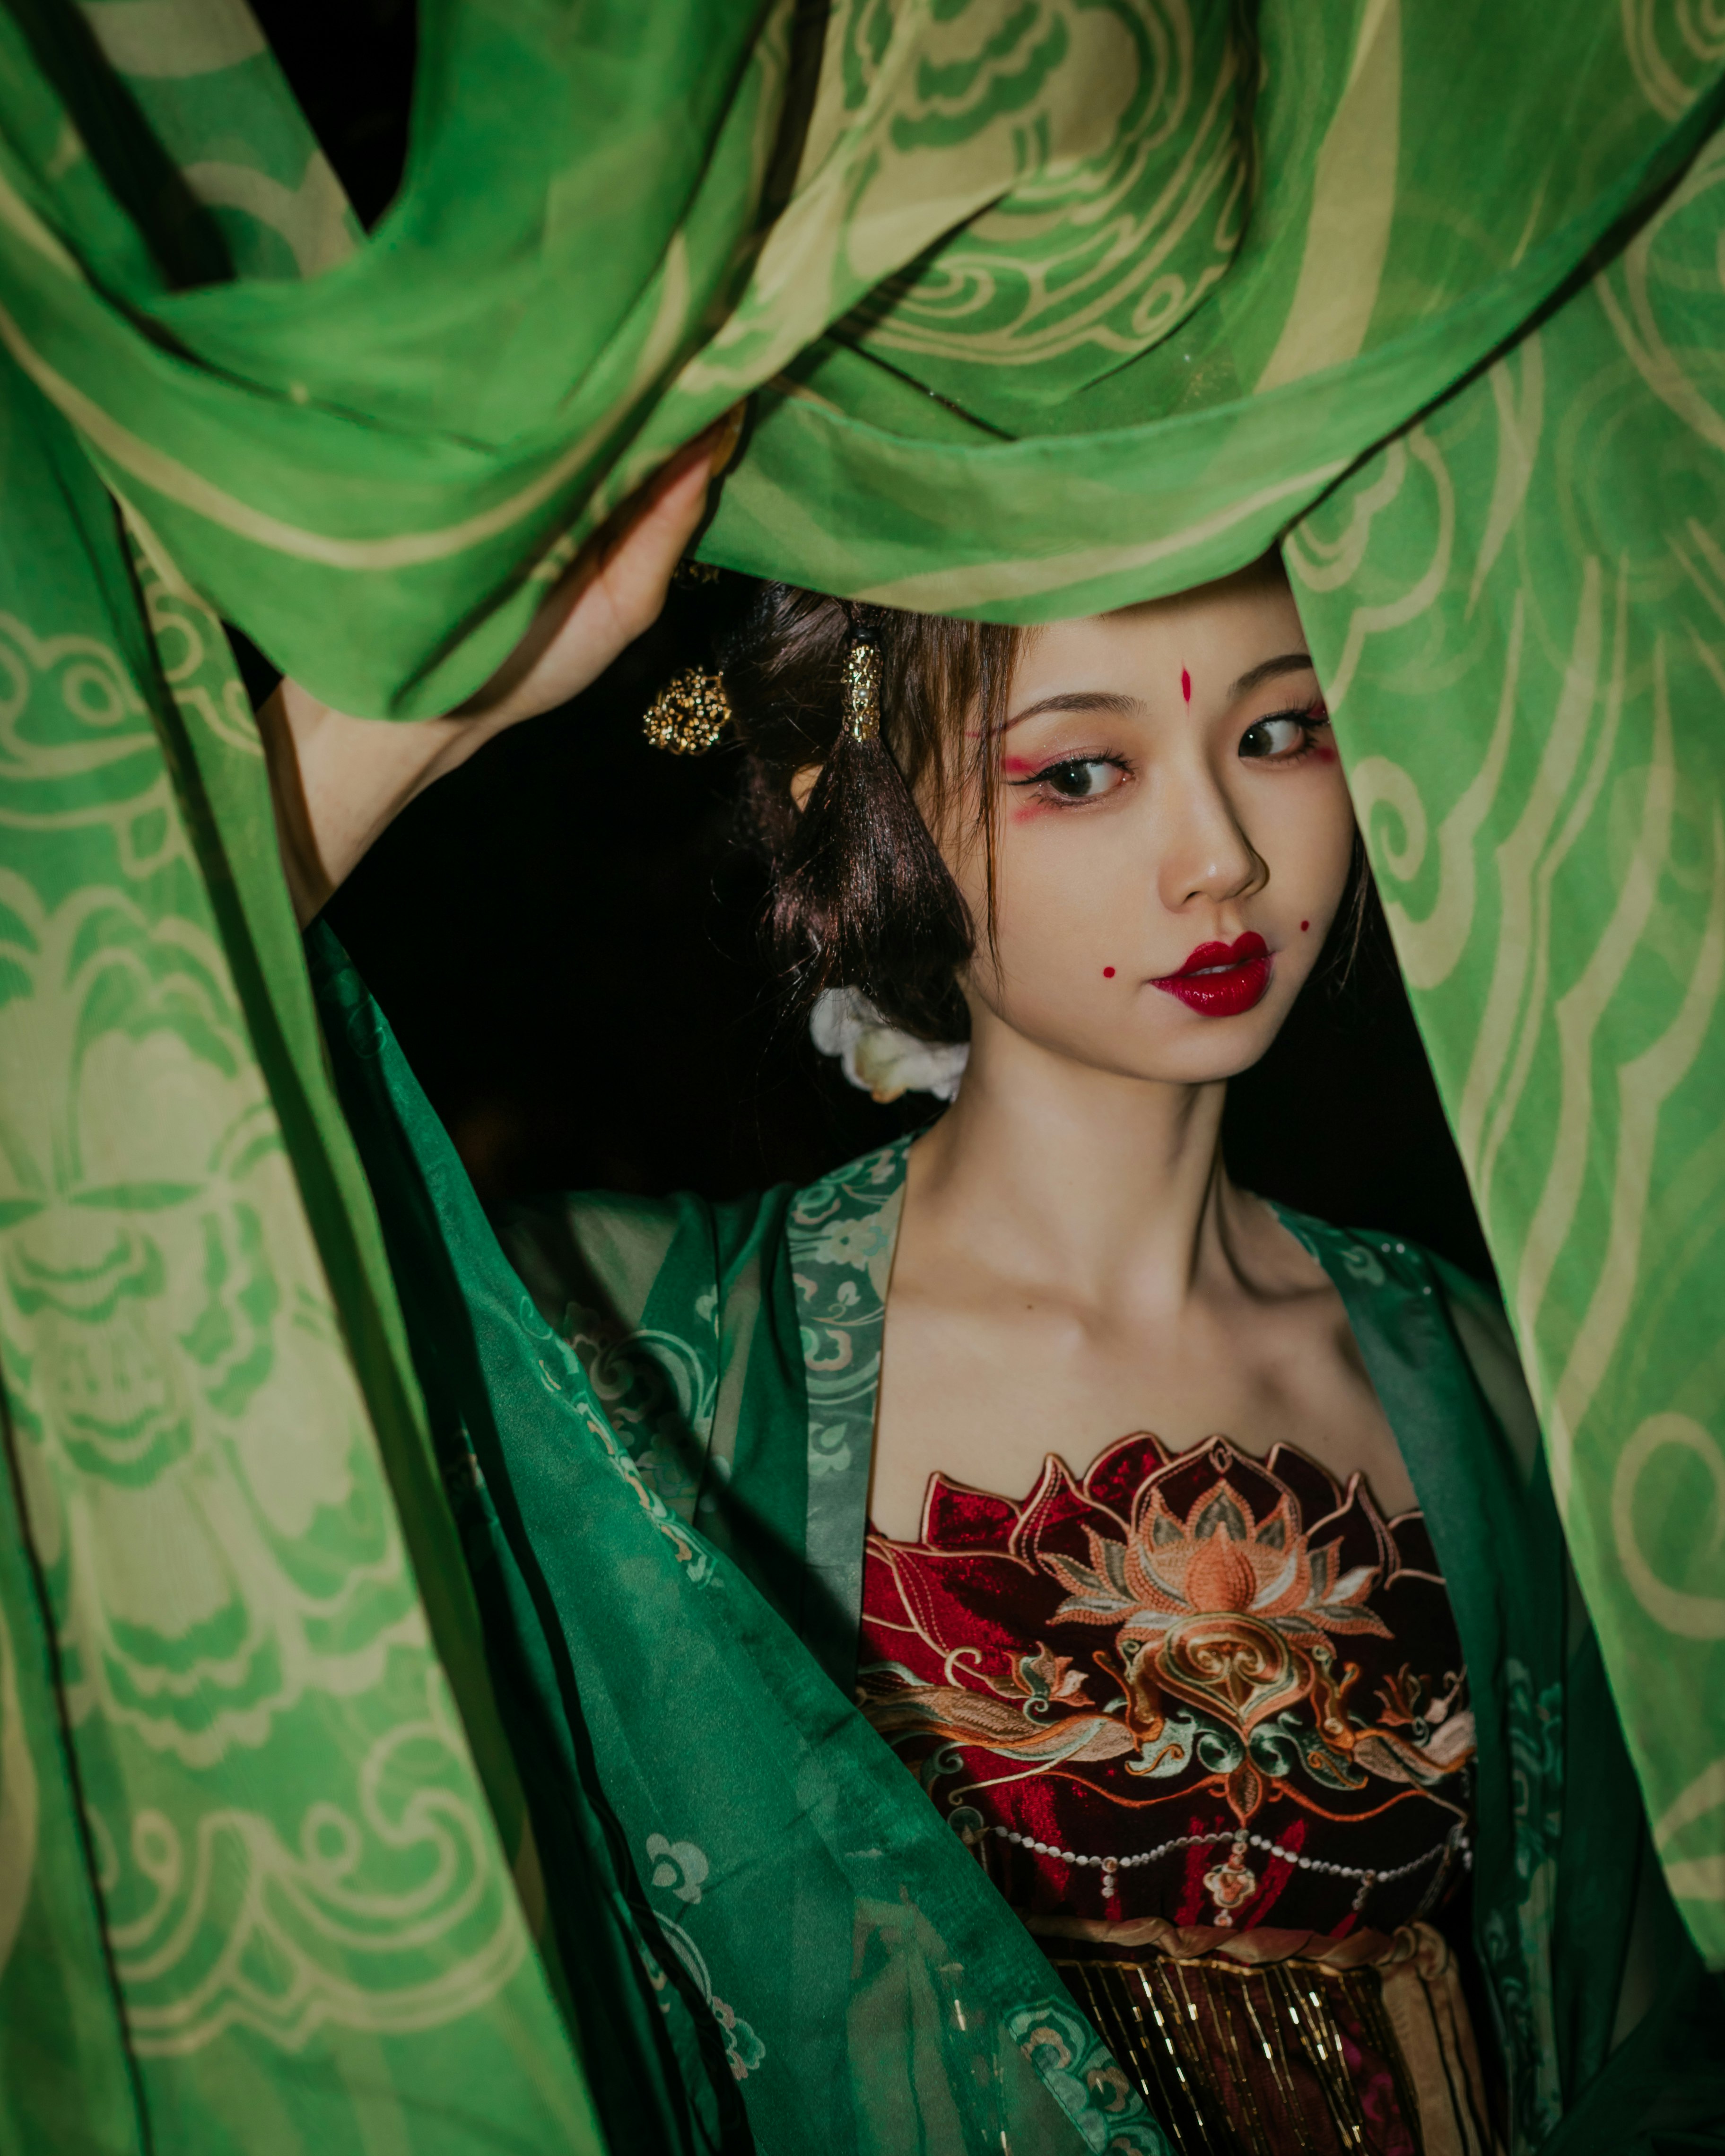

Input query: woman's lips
[1150,932,1272,1017]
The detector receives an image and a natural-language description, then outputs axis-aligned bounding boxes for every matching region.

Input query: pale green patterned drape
[1286,117,1725,1970]
[3,1,1712,707]
[1,2,1723,2150]
[0,374,604,2150]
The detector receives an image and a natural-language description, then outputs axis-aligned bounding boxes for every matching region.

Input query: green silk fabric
[1,0,1724,2148]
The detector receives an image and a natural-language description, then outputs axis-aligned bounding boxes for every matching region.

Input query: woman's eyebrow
[1002,688,1144,730]
[1229,651,1316,697]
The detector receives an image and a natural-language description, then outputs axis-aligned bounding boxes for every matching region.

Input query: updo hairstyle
[724,586,1022,1044]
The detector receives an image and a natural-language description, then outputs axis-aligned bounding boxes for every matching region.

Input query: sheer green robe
[310,928,1724,2155]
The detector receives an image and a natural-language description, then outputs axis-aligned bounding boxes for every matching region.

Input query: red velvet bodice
[859,1433,1474,1937]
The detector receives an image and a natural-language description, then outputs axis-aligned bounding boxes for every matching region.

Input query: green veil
[0,0,1722,2148]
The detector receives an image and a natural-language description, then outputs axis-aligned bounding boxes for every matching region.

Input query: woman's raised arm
[258,415,736,925]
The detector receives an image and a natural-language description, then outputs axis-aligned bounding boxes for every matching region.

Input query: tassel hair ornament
[643,667,732,754]
[842,630,881,744]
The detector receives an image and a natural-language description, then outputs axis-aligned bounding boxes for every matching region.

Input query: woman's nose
[1154,764,1266,911]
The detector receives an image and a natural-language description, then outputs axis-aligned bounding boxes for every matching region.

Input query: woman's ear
[790,763,822,814]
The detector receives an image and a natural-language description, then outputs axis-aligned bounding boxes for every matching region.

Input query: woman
[266,440,1704,2156]
[715,566,1490,2154]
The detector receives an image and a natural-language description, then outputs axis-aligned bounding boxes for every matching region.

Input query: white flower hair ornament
[809,987,968,1104]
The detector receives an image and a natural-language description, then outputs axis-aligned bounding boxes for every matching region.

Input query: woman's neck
[904,1008,1255,1318]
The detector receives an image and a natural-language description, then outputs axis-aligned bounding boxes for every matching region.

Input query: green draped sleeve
[496,1140,913,1693]
[1278,1208,1725,2151]
[495,1182,845,1681]
[309,928,1179,2156]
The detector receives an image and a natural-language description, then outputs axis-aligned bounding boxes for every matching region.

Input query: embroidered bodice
[859,1430,1475,1937]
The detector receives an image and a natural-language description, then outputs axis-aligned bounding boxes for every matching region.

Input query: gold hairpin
[843,638,881,744]
[643,667,732,754]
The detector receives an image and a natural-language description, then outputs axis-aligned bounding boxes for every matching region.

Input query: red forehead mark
[1181,668,1192,704]
[1102,966,1116,978]
[1300,920,1310,931]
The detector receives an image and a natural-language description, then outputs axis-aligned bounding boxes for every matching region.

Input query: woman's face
[941,563,1356,1086]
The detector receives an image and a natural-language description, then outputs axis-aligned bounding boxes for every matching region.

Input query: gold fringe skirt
[1031,1916,1502,2156]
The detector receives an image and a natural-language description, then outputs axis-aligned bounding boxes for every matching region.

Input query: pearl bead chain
[982,1821,1470,1915]
[985,1824,1233,1873]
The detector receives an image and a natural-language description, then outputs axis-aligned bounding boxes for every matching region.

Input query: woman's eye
[1239,707,1327,762]
[1019,756,1123,800]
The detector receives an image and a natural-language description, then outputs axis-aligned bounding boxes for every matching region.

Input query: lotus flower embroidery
[860,1433,1473,1930]
[1046,1468,1389,1758]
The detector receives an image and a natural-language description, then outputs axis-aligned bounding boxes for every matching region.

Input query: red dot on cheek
[1102,966,1116,978]
[1300,921,1310,932]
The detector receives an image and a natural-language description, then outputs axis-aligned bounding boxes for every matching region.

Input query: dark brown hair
[724,586,1020,1043]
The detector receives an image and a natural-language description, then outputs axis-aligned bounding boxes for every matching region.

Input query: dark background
[242,0,1494,1281]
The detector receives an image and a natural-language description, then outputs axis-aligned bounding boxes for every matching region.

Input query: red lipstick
[1152,932,1272,1017]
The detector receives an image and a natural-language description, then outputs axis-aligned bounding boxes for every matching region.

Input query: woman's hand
[259,410,739,926]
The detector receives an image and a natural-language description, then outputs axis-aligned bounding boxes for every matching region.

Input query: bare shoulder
[1228,1188,1336,1303]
